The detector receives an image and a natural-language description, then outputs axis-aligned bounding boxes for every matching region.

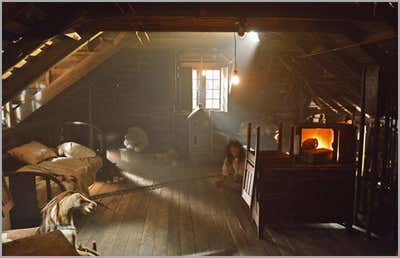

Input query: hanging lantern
[232,69,240,85]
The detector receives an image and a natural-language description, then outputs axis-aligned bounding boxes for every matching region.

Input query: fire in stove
[301,128,334,163]
[301,128,334,150]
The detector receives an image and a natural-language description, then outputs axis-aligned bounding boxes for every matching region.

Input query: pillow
[57,142,96,159]
[7,141,57,165]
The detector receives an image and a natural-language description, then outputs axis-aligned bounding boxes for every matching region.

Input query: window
[205,70,220,109]
[192,68,228,111]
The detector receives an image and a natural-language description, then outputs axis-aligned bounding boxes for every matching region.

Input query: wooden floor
[75,150,392,256]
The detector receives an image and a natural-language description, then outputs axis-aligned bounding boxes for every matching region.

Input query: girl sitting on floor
[215,139,245,188]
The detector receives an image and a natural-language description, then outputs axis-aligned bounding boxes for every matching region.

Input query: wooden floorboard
[191,180,211,254]
[107,192,142,256]
[137,189,158,256]
[178,182,196,256]
[75,157,392,256]
[167,183,181,255]
[79,194,123,248]
[122,191,149,256]
[152,188,169,256]
[97,192,134,255]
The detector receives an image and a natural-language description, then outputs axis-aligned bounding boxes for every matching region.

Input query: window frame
[192,68,227,112]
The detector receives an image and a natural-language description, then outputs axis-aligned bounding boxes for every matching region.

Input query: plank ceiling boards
[3,3,396,107]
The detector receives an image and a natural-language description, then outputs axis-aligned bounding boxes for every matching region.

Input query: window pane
[193,69,223,110]
[213,80,220,89]
[192,70,197,80]
[206,80,213,90]
[206,90,213,99]
[206,99,213,108]
[192,80,197,91]
[213,90,219,99]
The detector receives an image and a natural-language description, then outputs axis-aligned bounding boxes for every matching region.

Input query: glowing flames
[301,128,334,150]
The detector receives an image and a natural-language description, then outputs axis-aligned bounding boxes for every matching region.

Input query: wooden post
[333,129,339,162]
[289,125,295,157]
[354,66,367,229]
[255,126,260,157]
[278,122,283,152]
[367,65,383,238]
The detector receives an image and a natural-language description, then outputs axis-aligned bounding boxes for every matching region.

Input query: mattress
[17,155,103,208]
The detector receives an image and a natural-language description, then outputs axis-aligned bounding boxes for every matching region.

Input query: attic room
[1,2,398,256]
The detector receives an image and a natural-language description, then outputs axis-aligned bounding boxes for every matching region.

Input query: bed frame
[241,123,356,239]
[3,121,106,229]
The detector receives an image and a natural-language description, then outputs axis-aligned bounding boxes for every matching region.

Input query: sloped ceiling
[2,2,397,114]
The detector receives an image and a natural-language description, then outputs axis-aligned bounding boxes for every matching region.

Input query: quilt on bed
[17,156,102,197]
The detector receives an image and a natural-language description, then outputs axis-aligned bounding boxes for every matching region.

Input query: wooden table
[2,230,79,256]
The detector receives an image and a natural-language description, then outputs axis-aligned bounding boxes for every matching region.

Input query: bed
[3,121,106,229]
[241,122,357,239]
[17,155,103,205]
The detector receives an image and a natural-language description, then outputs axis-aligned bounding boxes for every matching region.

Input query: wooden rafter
[12,32,127,124]
[278,56,326,112]
[2,33,98,103]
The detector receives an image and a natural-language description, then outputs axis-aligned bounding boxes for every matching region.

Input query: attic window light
[30,48,42,57]
[2,71,12,80]
[14,59,27,68]
[45,40,53,46]
[308,100,321,110]
[64,32,82,41]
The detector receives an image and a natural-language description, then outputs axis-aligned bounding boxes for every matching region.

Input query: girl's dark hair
[225,139,245,163]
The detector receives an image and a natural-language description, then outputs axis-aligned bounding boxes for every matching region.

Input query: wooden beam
[308,33,362,80]
[76,3,395,22]
[77,16,365,36]
[278,56,325,111]
[13,32,127,123]
[281,33,334,80]
[2,33,97,103]
[339,30,397,64]
[279,54,361,115]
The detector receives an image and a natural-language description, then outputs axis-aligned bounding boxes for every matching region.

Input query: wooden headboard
[59,121,105,156]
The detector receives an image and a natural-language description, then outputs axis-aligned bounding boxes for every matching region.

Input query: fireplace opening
[300,128,335,163]
[301,128,334,150]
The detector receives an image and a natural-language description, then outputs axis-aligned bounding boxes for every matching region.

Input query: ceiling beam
[76,16,365,37]
[308,33,363,77]
[76,3,395,22]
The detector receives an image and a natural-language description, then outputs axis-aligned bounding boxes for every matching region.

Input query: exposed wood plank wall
[13,35,305,154]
